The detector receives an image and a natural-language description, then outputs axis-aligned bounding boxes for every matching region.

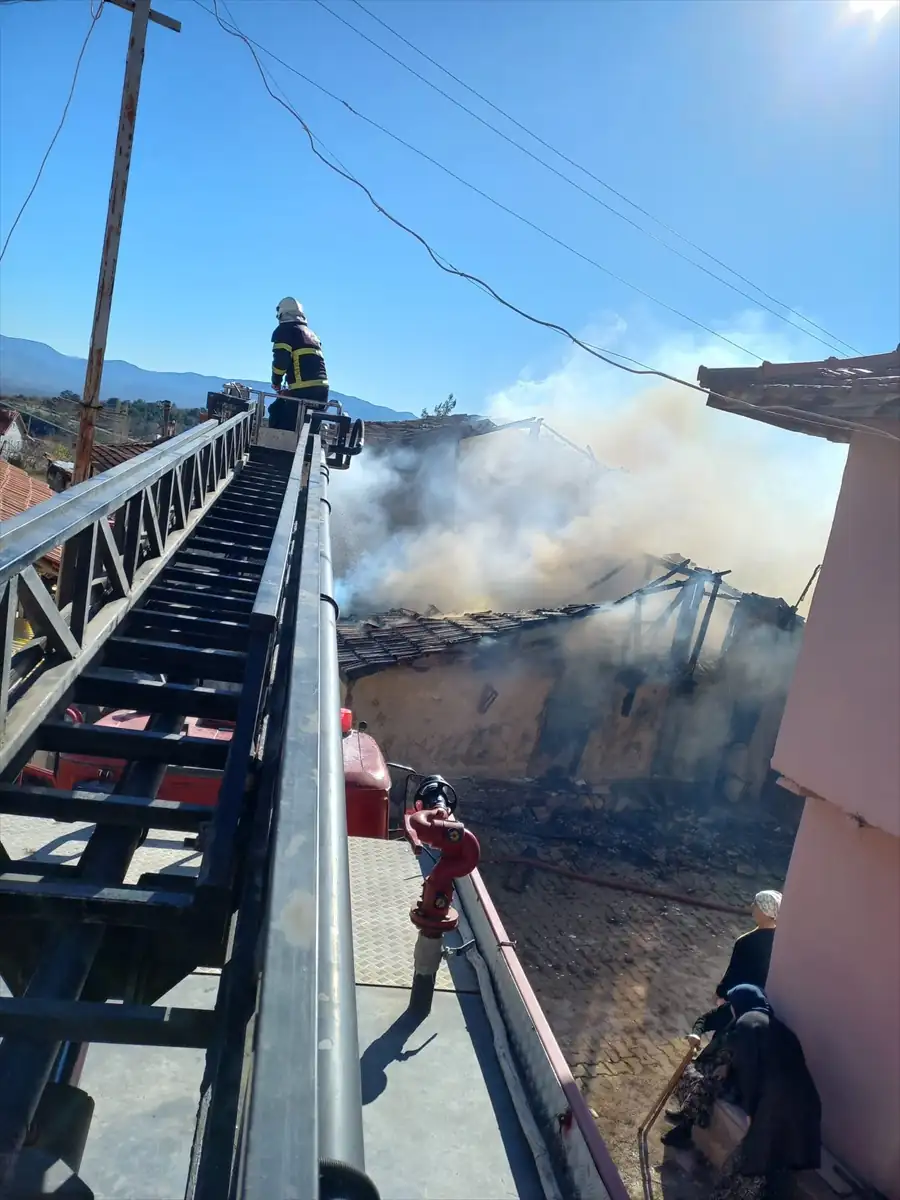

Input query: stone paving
[476,828,786,1199]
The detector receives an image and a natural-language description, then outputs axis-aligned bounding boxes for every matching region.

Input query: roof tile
[338,605,595,678]
[0,460,61,569]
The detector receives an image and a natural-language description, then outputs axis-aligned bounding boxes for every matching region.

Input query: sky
[0,0,898,420]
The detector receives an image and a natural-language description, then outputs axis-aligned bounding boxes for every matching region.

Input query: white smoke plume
[331,315,847,616]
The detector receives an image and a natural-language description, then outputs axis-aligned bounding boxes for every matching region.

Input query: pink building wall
[772,433,900,835]
[766,430,900,1197]
[767,799,900,1199]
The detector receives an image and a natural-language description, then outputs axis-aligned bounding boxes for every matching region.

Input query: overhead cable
[190,0,762,363]
[201,0,898,446]
[349,0,861,359]
[314,0,861,358]
[0,1,105,262]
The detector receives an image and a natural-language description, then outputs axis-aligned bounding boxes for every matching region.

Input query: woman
[665,985,822,1200]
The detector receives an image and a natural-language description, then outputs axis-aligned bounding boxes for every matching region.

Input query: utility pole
[71,0,180,485]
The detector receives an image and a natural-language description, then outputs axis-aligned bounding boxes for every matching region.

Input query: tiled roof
[47,440,168,483]
[698,348,900,443]
[0,460,61,571]
[364,414,496,449]
[338,605,596,677]
[92,440,160,473]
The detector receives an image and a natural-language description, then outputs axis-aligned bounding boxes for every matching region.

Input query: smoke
[331,315,847,616]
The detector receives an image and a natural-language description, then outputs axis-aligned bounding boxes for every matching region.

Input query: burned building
[338,561,804,849]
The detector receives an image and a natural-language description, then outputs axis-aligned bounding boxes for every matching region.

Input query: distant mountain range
[0,335,413,422]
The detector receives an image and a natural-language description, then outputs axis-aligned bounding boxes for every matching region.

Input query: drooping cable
[201,0,899,445]
[349,0,862,359]
[0,1,105,263]
[190,0,762,362]
[314,0,861,358]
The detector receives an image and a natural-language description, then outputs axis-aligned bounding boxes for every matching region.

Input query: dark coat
[728,1010,822,1175]
[716,927,775,998]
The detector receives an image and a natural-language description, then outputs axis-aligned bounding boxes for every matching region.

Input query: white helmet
[276,296,306,323]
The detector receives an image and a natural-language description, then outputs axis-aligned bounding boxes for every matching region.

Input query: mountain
[0,335,414,422]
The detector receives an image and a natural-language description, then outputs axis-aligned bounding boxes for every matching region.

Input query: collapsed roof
[338,605,595,678]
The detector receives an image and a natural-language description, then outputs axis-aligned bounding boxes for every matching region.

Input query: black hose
[320,1159,381,1200]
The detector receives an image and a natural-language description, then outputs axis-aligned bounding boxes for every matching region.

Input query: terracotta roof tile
[91,440,160,473]
[364,414,496,449]
[338,605,595,678]
[699,348,900,442]
[0,460,61,570]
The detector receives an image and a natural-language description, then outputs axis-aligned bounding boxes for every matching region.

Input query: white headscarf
[754,889,782,919]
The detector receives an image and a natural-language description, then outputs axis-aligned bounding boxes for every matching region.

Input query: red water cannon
[403,775,480,1015]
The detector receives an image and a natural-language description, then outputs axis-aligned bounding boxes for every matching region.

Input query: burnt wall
[343,638,799,829]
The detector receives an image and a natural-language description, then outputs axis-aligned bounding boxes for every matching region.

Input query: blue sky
[0,0,898,416]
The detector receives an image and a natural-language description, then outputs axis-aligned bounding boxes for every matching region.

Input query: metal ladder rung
[0,783,214,831]
[37,720,231,770]
[0,998,215,1048]
[157,568,260,595]
[126,613,249,650]
[103,636,248,682]
[0,877,194,926]
[75,673,241,720]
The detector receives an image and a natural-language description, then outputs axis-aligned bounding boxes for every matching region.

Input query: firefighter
[269,297,330,431]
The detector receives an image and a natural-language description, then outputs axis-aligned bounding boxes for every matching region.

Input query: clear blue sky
[0,0,897,414]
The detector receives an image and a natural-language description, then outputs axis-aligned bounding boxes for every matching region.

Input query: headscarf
[754,890,782,919]
[727,984,773,1019]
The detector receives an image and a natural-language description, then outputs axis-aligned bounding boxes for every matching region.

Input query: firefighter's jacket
[271,320,329,392]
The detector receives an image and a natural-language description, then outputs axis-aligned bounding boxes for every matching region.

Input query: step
[0,998,216,1048]
[103,636,248,683]
[157,567,260,595]
[0,876,194,926]
[38,721,231,769]
[75,673,241,720]
[0,783,215,830]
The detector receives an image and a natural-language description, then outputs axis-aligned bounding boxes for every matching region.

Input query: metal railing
[235,432,370,1200]
[0,408,256,773]
[0,408,370,1198]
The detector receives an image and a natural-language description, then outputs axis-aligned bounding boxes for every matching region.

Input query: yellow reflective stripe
[288,378,330,391]
[273,366,286,375]
[292,347,321,356]
[273,342,293,352]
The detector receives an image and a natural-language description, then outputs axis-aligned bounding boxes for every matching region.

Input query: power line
[200,1,898,446]
[313,0,861,359]
[0,1,105,262]
[349,0,862,360]
[190,1,762,363]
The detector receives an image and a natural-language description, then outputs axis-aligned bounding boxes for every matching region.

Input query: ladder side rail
[314,449,366,1175]
[0,411,253,774]
[238,430,325,1200]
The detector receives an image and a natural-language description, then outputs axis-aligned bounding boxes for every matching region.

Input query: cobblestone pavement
[477,831,786,1200]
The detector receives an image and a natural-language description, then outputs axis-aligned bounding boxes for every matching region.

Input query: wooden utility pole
[72,0,180,484]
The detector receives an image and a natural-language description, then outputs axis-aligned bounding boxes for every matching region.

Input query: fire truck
[0,394,627,1200]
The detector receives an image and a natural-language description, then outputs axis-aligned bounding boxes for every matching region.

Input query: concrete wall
[767,798,900,1199]
[772,433,900,837]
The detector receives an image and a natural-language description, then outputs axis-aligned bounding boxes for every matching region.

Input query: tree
[421,392,457,419]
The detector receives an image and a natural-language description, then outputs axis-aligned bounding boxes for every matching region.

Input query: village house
[699,348,900,1199]
[45,438,166,491]
[0,408,27,461]
[337,560,804,840]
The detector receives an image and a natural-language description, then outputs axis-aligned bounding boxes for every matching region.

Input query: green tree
[421,392,457,419]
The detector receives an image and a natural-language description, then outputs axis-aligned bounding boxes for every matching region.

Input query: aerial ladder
[0,394,627,1200]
